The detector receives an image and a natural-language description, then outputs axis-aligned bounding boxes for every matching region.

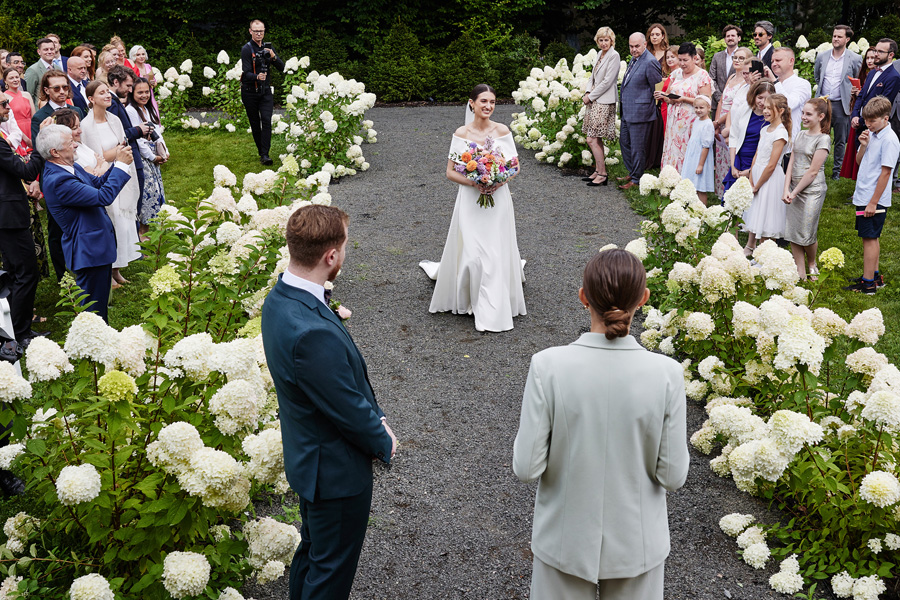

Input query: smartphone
[748,61,765,77]
[665,93,682,99]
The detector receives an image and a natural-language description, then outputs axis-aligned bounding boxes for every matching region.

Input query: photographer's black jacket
[241,40,285,93]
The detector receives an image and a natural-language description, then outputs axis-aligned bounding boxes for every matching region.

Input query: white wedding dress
[419,133,526,332]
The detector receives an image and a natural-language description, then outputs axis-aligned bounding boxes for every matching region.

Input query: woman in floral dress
[657,43,713,173]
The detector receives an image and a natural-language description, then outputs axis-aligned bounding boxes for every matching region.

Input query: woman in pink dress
[656,42,713,173]
[2,68,35,149]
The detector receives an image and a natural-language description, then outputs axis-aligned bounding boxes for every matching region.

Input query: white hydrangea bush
[510,54,622,169]
[630,170,900,596]
[1,164,313,598]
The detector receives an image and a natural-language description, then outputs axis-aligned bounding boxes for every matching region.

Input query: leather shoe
[616,175,630,182]
[260,155,273,166]
[0,340,21,363]
[618,181,637,190]
[28,329,50,338]
[0,471,24,496]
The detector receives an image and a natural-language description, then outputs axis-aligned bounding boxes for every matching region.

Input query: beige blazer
[586,49,620,104]
[513,333,689,583]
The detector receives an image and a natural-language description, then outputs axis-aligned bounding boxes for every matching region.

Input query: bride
[419,84,526,332]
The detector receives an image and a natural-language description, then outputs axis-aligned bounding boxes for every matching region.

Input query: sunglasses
[0,100,9,109]
[753,33,767,37]
[48,84,69,92]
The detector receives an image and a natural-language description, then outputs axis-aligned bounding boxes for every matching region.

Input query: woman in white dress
[743,93,791,246]
[419,84,526,332]
[80,80,141,286]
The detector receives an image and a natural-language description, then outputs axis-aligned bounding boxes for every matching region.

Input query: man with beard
[261,205,397,600]
[851,39,900,137]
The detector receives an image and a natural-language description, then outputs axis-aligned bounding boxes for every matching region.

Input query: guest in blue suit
[851,39,900,142]
[66,55,90,114]
[261,205,396,600]
[36,124,133,322]
[618,33,662,190]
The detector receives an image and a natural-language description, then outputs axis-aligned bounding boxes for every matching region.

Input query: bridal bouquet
[450,137,519,208]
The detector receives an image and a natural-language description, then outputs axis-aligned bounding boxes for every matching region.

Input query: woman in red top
[3,68,34,150]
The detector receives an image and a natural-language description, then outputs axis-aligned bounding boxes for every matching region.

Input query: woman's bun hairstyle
[583,249,647,340]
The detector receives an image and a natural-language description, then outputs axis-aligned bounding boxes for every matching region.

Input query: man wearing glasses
[851,39,899,134]
[241,19,284,166]
[753,21,775,69]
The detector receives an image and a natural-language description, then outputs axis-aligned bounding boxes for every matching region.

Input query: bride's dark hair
[468,83,496,112]
[582,249,647,340]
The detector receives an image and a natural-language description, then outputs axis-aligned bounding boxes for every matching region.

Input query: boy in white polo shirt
[845,96,900,294]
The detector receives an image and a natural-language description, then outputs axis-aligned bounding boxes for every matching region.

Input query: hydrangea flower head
[69,573,114,600]
[97,370,137,401]
[56,463,101,506]
[859,471,900,507]
[163,551,210,599]
[0,362,31,402]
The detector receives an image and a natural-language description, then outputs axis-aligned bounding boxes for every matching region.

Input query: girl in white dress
[80,80,141,286]
[743,93,791,246]
[419,84,526,332]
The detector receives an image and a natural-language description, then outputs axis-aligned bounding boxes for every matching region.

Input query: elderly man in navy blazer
[618,33,662,190]
[36,124,133,322]
[262,205,396,600]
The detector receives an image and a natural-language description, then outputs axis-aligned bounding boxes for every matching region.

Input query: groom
[261,205,397,600]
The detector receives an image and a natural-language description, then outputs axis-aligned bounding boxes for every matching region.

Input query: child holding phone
[843,96,900,294]
[680,95,715,205]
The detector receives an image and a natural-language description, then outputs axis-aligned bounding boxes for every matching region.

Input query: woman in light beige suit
[513,249,689,600]
[581,27,620,187]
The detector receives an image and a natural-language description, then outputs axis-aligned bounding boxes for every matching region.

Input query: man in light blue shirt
[845,96,900,294]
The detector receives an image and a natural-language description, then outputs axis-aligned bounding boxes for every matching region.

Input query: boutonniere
[329,298,352,324]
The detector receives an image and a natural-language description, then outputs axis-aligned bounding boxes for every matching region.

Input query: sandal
[581,172,600,182]
[743,245,755,258]
[32,314,47,324]
[807,266,819,282]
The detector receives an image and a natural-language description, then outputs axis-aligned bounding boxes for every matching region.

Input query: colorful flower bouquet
[451,137,519,208]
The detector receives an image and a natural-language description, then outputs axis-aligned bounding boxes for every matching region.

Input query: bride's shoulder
[453,125,469,138]
[492,122,511,137]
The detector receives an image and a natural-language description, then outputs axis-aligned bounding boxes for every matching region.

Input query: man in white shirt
[766,47,811,168]
[710,24,742,111]
[814,25,862,178]
[754,21,775,69]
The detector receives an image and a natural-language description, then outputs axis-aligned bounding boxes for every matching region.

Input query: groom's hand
[383,422,397,458]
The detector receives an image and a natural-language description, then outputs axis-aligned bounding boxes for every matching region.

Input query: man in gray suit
[710,25,742,112]
[618,33,662,190]
[814,25,862,179]
[23,38,56,97]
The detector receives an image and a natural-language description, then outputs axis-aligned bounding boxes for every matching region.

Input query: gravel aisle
[249,105,803,600]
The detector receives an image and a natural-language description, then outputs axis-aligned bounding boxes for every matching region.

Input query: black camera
[254,43,273,74]
[144,122,160,142]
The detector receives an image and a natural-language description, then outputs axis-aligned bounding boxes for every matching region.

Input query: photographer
[241,19,284,165]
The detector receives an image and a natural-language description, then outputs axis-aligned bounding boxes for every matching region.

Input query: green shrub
[366,21,432,102]
[433,32,497,102]
[303,28,351,76]
[496,34,542,97]
[864,14,900,46]
[542,40,576,67]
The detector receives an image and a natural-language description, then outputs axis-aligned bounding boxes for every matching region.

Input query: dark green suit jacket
[31,103,84,145]
[261,277,392,501]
